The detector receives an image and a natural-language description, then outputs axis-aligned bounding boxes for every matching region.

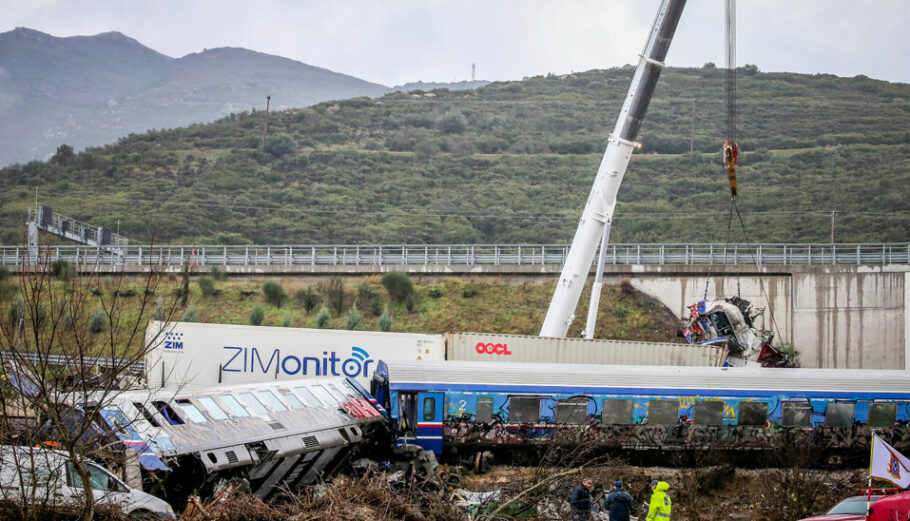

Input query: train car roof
[382,360,910,397]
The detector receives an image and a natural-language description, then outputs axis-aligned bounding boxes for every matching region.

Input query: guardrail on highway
[2,243,909,267]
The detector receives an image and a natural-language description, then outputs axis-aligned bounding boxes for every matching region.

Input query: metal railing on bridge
[2,243,909,268]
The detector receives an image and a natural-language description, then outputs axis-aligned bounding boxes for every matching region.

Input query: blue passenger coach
[374,360,910,461]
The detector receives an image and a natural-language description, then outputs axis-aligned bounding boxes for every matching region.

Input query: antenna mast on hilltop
[472,63,476,82]
[259,95,272,152]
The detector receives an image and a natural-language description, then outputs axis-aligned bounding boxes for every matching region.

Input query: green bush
[612,304,629,318]
[51,259,75,282]
[405,293,416,313]
[282,311,292,327]
[182,305,198,323]
[265,133,298,158]
[250,306,265,326]
[434,110,468,134]
[316,305,331,329]
[427,288,443,299]
[152,298,166,321]
[378,307,392,332]
[210,267,228,281]
[263,280,286,307]
[345,304,363,330]
[381,271,413,303]
[89,308,107,333]
[296,287,319,314]
[197,276,216,297]
[7,297,23,325]
[318,278,345,315]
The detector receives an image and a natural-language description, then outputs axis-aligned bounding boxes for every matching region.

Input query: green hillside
[2,65,910,245]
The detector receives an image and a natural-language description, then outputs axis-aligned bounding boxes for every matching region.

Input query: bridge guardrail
[2,243,909,268]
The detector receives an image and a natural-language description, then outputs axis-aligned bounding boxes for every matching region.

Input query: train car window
[476,398,493,423]
[175,399,208,423]
[737,401,768,425]
[197,397,228,420]
[256,391,288,412]
[239,392,269,415]
[133,402,161,427]
[556,398,588,424]
[279,391,305,410]
[152,401,184,426]
[602,399,633,424]
[509,396,541,423]
[648,400,679,425]
[343,382,362,399]
[423,397,437,421]
[293,387,321,407]
[328,384,351,401]
[693,401,724,425]
[824,402,855,427]
[219,394,250,417]
[782,401,812,427]
[312,385,339,405]
[868,403,897,427]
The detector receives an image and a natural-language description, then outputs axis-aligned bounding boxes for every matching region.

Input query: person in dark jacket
[602,481,634,521]
[569,478,594,520]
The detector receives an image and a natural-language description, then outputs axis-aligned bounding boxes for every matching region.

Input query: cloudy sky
[2,0,908,87]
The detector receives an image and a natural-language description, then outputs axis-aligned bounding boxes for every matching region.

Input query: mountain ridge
[0,28,393,166]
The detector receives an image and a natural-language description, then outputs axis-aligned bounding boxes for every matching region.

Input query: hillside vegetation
[2,65,910,244]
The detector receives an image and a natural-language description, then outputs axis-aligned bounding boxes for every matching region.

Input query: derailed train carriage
[82,376,393,503]
[373,360,910,468]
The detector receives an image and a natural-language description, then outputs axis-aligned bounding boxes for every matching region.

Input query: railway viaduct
[4,242,909,370]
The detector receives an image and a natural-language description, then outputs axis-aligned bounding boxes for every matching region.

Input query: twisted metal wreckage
[3,361,437,506]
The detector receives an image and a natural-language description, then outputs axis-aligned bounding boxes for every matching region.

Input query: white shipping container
[447,332,722,366]
[145,321,444,389]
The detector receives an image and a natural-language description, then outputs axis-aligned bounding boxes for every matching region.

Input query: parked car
[0,445,174,519]
[799,490,910,521]
[798,494,882,521]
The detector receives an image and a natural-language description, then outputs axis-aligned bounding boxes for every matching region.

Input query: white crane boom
[541,0,687,338]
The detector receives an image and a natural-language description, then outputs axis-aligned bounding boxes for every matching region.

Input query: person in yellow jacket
[645,480,672,521]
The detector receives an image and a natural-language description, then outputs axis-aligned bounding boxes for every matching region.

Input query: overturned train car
[374,360,910,468]
[86,376,390,503]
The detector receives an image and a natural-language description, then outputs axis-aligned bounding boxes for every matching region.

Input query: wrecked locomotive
[373,359,910,468]
[680,296,789,367]
[66,376,396,505]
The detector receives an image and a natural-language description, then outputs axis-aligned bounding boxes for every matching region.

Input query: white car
[0,445,174,519]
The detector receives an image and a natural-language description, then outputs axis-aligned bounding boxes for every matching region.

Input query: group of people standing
[569,478,671,521]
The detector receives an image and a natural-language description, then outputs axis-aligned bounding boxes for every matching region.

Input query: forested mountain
[1,64,909,245]
[0,28,389,166]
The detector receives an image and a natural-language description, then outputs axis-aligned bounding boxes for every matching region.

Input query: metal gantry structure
[26,205,129,257]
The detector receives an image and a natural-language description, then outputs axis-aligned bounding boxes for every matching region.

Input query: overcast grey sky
[2,0,907,87]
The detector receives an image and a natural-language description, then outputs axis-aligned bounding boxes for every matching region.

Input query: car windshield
[827,496,880,515]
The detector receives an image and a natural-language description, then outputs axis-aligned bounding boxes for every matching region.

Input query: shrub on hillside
[316,305,331,329]
[197,276,216,297]
[263,281,286,307]
[296,288,319,314]
[378,307,392,332]
[51,259,75,282]
[89,308,107,333]
[434,110,467,134]
[182,305,198,323]
[345,305,363,330]
[381,272,413,303]
[264,133,298,158]
[250,306,264,326]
